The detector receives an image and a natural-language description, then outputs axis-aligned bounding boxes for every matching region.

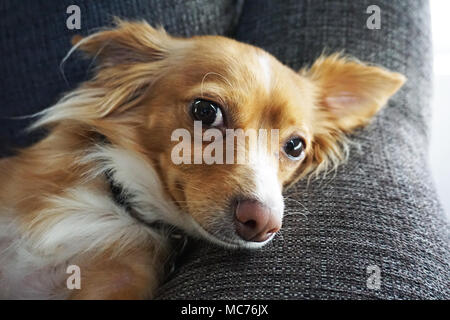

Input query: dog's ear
[306,54,406,133]
[71,19,173,66]
[288,54,406,183]
[31,20,177,129]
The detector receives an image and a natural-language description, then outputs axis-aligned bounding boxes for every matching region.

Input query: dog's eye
[191,99,224,127]
[283,137,305,160]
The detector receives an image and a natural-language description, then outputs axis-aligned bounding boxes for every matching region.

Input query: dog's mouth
[178,198,281,250]
[185,217,276,249]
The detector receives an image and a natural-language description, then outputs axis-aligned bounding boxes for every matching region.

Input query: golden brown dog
[0,20,405,299]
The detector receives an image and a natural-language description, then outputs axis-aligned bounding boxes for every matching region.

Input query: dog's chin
[211,234,275,250]
[184,217,275,250]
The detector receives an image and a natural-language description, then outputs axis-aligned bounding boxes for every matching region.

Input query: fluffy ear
[289,54,406,182]
[306,54,406,133]
[32,20,177,130]
[71,19,173,66]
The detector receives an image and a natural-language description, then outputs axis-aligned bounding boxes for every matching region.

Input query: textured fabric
[0,0,448,299]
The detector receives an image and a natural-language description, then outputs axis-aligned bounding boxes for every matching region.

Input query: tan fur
[69,245,168,300]
[0,20,405,299]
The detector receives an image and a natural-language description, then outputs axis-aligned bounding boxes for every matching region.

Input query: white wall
[430,0,450,216]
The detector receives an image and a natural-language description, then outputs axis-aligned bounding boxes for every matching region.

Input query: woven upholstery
[0,0,448,299]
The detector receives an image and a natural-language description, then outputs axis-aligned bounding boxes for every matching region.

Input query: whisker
[284,211,308,219]
[284,196,311,217]
[200,71,233,98]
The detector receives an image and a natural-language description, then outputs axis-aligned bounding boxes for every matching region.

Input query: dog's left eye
[283,137,305,160]
[191,99,224,127]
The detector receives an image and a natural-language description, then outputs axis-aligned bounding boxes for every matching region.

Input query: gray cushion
[156,0,450,299]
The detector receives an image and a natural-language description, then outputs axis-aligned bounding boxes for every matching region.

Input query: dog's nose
[235,200,281,242]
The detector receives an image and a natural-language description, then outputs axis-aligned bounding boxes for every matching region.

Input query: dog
[0,20,405,299]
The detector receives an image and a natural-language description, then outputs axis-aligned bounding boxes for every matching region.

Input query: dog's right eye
[191,99,224,127]
[283,137,306,160]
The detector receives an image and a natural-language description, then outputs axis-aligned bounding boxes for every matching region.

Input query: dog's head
[40,20,405,248]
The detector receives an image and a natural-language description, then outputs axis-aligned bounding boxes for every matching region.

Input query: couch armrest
[157,0,449,299]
